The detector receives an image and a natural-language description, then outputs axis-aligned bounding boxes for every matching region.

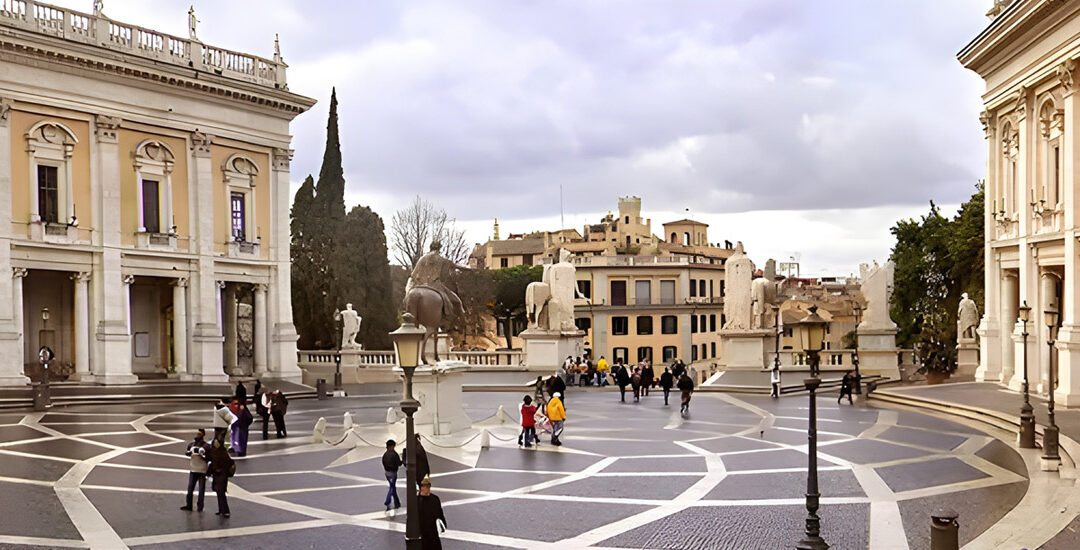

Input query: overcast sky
[57,0,991,275]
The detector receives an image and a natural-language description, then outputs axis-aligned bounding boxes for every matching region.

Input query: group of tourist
[382,434,448,548]
[182,380,290,518]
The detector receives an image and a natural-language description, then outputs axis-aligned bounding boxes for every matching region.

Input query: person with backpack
[270,390,288,438]
[519,395,538,448]
[206,437,235,517]
[659,367,674,406]
[677,372,695,415]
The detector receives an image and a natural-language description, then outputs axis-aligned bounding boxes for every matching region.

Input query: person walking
[597,356,610,386]
[418,475,447,550]
[402,433,431,488]
[641,361,654,396]
[519,395,538,448]
[270,390,288,438]
[630,367,642,402]
[770,367,781,398]
[615,361,630,402]
[256,386,271,440]
[212,399,235,444]
[546,392,566,446]
[180,429,209,512]
[533,376,546,409]
[382,439,402,512]
[206,437,234,518]
[232,400,253,456]
[677,372,695,415]
[838,371,854,405]
[234,380,247,402]
[548,374,566,406]
[660,367,674,406]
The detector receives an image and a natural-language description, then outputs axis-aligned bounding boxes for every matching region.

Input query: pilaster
[0,99,23,385]
[253,283,268,376]
[0,268,29,386]
[1055,60,1080,406]
[70,272,91,380]
[186,131,226,383]
[172,278,188,377]
[266,148,300,381]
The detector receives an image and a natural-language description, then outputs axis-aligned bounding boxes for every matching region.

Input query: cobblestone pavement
[0,388,1029,549]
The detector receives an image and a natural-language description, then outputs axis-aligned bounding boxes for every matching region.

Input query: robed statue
[403,241,465,364]
[334,303,362,350]
[957,292,979,340]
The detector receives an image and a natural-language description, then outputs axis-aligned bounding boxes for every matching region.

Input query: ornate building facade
[0,3,313,384]
[961,0,1080,404]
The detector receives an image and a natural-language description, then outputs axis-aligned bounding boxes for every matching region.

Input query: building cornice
[958,0,1071,74]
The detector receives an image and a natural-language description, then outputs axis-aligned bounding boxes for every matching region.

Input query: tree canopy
[389,195,470,269]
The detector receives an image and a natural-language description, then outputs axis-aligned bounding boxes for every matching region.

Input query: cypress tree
[290,176,317,348]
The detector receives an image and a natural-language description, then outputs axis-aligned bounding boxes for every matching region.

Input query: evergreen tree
[488,265,543,349]
[290,176,317,349]
[334,205,396,350]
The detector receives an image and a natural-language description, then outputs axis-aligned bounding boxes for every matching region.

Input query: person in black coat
[615,361,631,402]
[206,437,234,517]
[548,375,566,405]
[255,386,270,440]
[402,433,431,488]
[677,373,695,415]
[659,367,674,406]
[640,362,654,396]
[418,475,446,550]
[838,371,854,405]
[234,381,247,402]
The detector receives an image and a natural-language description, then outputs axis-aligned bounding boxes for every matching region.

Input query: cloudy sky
[58,0,991,275]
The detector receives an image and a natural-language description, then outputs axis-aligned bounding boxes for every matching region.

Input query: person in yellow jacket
[546,392,566,446]
[596,356,610,387]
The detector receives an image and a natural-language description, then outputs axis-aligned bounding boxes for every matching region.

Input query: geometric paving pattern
[0,390,1029,549]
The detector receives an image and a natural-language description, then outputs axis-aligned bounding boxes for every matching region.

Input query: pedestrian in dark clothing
[234,381,247,402]
[548,375,566,404]
[233,402,253,456]
[534,376,546,409]
[418,475,446,550]
[660,367,674,405]
[181,429,209,512]
[630,368,641,402]
[270,390,288,438]
[838,371,854,405]
[256,388,270,440]
[771,367,781,398]
[206,437,234,517]
[615,362,630,402]
[641,362,654,396]
[677,373,695,415]
[402,433,430,488]
[382,439,402,511]
[672,360,686,381]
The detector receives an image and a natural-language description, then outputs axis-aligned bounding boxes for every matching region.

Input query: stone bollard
[496,405,506,423]
[313,417,326,443]
[386,407,397,424]
[480,429,490,449]
[930,509,959,550]
[316,379,327,400]
[343,411,353,430]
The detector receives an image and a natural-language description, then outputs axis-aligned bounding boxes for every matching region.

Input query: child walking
[519,395,538,448]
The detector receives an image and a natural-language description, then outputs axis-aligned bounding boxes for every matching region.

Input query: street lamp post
[1044,303,1060,464]
[390,313,426,550]
[852,303,862,395]
[792,305,829,550]
[1018,302,1036,449]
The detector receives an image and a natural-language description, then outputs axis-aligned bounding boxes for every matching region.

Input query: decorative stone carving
[980,110,994,139]
[1058,59,1077,95]
[190,130,212,157]
[334,303,362,350]
[958,292,979,340]
[858,261,896,330]
[172,277,188,288]
[722,242,753,330]
[94,115,120,143]
[122,274,135,285]
[70,272,91,283]
[12,267,27,279]
[187,5,199,41]
[0,98,10,126]
[272,148,293,171]
[1013,86,1029,117]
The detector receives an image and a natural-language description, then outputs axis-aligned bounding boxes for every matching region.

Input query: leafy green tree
[290,176,317,348]
[453,269,495,344]
[488,265,542,349]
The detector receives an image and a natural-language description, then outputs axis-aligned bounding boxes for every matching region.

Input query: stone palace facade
[961,0,1080,405]
[0,2,313,385]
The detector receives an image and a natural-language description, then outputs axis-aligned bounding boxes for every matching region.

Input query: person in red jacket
[519,395,538,448]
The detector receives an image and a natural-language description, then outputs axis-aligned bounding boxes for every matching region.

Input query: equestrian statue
[402,241,466,364]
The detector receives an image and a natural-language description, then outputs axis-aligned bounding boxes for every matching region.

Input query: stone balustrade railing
[0,0,287,88]
[296,349,525,369]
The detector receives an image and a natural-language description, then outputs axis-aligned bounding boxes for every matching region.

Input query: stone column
[0,268,29,385]
[0,101,25,386]
[71,272,91,380]
[1040,271,1060,393]
[186,132,227,383]
[999,271,1018,386]
[1054,60,1080,406]
[265,148,301,381]
[977,112,1002,382]
[223,283,238,375]
[253,283,267,376]
[172,278,188,377]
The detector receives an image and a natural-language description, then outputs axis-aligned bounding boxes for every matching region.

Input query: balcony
[29,220,79,244]
[228,238,261,259]
[135,231,178,251]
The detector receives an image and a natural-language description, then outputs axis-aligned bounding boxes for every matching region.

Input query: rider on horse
[405,241,465,322]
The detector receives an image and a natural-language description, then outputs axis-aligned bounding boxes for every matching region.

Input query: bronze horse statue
[403,285,446,365]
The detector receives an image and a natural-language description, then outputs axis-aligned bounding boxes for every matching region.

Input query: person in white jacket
[212,399,236,444]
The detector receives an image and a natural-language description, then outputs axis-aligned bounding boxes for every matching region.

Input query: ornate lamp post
[791,305,828,550]
[852,303,862,395]
[772,304,782,370]
[390,313,426,550]
[1018,302,1036,449]
[1043,303,1060,463]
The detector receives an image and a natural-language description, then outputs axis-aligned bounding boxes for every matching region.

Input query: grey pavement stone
[273,483,473,516]
[897,481,1026,549]
[80,432,175,448]
[975,439,1028,478]
[476,447,601,472]
[231,472,356,493]
[877,457,989,493]
[84,464,188,491]
[689,436,784,454]
[596,503,869,549]
[534,473,702,500]
[1042,511,1080,549]
[894,409,986,435]
[85,487,312,538]
[40,413,142,423]
[106,450,188,469]
[878,426,968,451]
[3,438,112,461]
[707,470,865,500]
[236,449,349,474]
[758,427,849,446]
[131,524,400,550]
[567,439,687,457]
[47,423,138,435]
[434,470,564,492]
[602,456,707,473]
[821,439,932,465]
[0,481,81,539]
[0,452,74,481]
[0,425,50,442]
[722,449,837,472]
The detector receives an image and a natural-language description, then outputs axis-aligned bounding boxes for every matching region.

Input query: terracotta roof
[487,238,545,255]
[662,219,709,227]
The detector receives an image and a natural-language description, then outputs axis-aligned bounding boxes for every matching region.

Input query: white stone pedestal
[397,361,472,435]
[975,317,1002,382]
[423,332,451,361]
[719,329,774,369]
[956,337,979,377]
[521,328,585,371]
[856,327,901,379]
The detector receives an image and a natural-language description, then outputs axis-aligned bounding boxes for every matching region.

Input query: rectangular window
[700,315,706,332]
[721,314,727,327]
[635,280,651,305]
[660,280,676,304]
[662,346,677,363]
[575,317,592,331]
[689,279,697,297]
[577,280,591,299]
[709,280,714,299]
[709,314,716,332]
[700,343,706,360]
[500,257,509,268]
[612,316,628,335]
[37,165,59,223]
[691,345,698,362]
[637,346,653,362]
[711,342,716,358]
[142,179,160,233]
[230,192,246,242]
[613,347,628,363]
[661,315,678,334]
[610,280,627,306]
[1055,145,1062,204]
[699,280,706,297]
[720,280,725,297]
[637,316,653,335]
[691,315,698,333]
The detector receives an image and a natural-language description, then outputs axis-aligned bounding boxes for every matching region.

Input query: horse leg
[430,326,440,363]
[418,329,429,365]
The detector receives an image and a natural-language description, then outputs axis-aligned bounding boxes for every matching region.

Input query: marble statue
[525,281,551,330]
[187,5,199,40]
[525,249,581,332]
[403,242,466,364]
[723,242,754,330]
[764,258,777,282]
[958,292,979,340]
[751,278,768,329]
[858,261,897,330]
[334,303,362,350]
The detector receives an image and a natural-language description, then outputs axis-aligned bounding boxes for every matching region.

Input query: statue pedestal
[719,329,775,369]
[856,327,901,379]
[395,361,472,436]
[521,328,585,372]
[424,332,451,359]
[956,337,979,377]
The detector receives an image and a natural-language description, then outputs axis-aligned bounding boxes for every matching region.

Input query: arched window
[1038,99,1063,209]
[683,232,690,246]
[1000,121,1017,215]
[223,154,259,245]
[25,121,78,226]
[133,140,175,234]
[670,232,677,242]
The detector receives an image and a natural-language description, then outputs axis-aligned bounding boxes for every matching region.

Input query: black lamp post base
[1042,425,1061,463]
[1018,403,1036,449]
[796,536,830,550]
